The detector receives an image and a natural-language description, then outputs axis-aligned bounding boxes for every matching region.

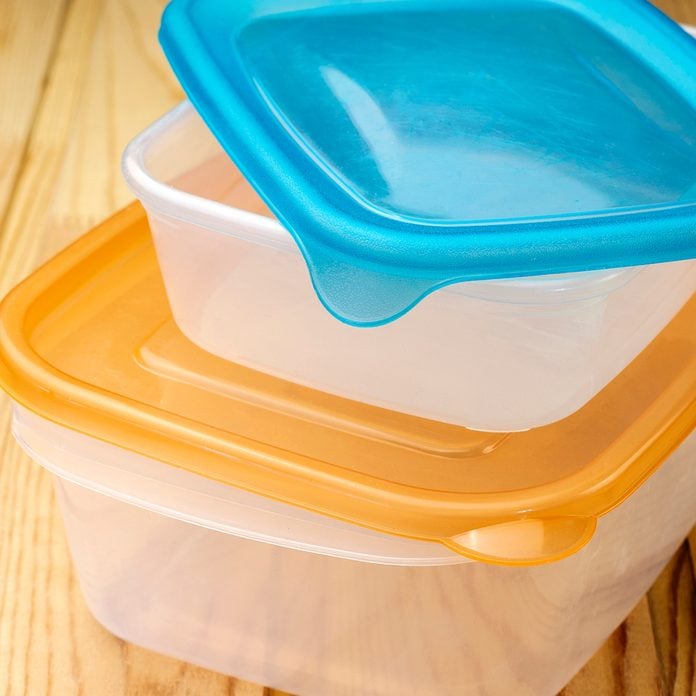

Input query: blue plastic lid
[160,0,696,326]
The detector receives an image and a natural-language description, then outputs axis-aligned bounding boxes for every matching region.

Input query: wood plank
[653,0,696,23]
[0,3,113,693]
[47,0,183,252]
[0,0,271,691]
[122,648,266,696]
[560,597,665,696]
[648,544,696,696]
[687,527,696,589]
[0,0,104,294]
[0,0,69,218]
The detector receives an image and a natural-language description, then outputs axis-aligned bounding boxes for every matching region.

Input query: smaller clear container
[124,102,696,431]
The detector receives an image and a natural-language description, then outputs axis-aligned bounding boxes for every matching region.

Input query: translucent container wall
[13,406,696,696]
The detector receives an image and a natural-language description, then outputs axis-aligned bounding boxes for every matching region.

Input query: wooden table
[0,1,694,693]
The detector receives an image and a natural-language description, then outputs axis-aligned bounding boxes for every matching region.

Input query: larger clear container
[123,102,696,432]
[1,205,694,695]
[12,407,696,696]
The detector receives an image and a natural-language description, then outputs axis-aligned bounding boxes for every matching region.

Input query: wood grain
[560,598,666,696]
[0,0,69,219]
[0,1,269,694]
[648,546,696,696]
[0,0,694,694]
[0,0,103,293]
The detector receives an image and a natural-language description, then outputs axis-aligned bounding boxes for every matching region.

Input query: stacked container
[123,102,696,432]
[1,1,696,695]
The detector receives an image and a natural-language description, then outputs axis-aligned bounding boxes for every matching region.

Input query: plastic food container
[13,414,696,696]
[1,206,695,695]
[123,102,696,432]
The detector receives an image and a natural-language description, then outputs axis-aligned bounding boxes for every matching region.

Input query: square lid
[0,204,694,565]
[160,0,696,325]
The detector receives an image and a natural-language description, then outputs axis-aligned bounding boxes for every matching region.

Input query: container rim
[13,406,471,567]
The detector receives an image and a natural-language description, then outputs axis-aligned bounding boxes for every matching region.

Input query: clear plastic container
[12,407,696,696]
[123,102,696,432]
[1,205,695,694]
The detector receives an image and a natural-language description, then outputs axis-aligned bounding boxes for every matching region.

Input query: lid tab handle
[443,517,598,566]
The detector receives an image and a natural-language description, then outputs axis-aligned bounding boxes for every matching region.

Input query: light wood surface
[0,0,693,693]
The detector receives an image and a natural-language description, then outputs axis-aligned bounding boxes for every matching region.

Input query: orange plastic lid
[0,203,694,565]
